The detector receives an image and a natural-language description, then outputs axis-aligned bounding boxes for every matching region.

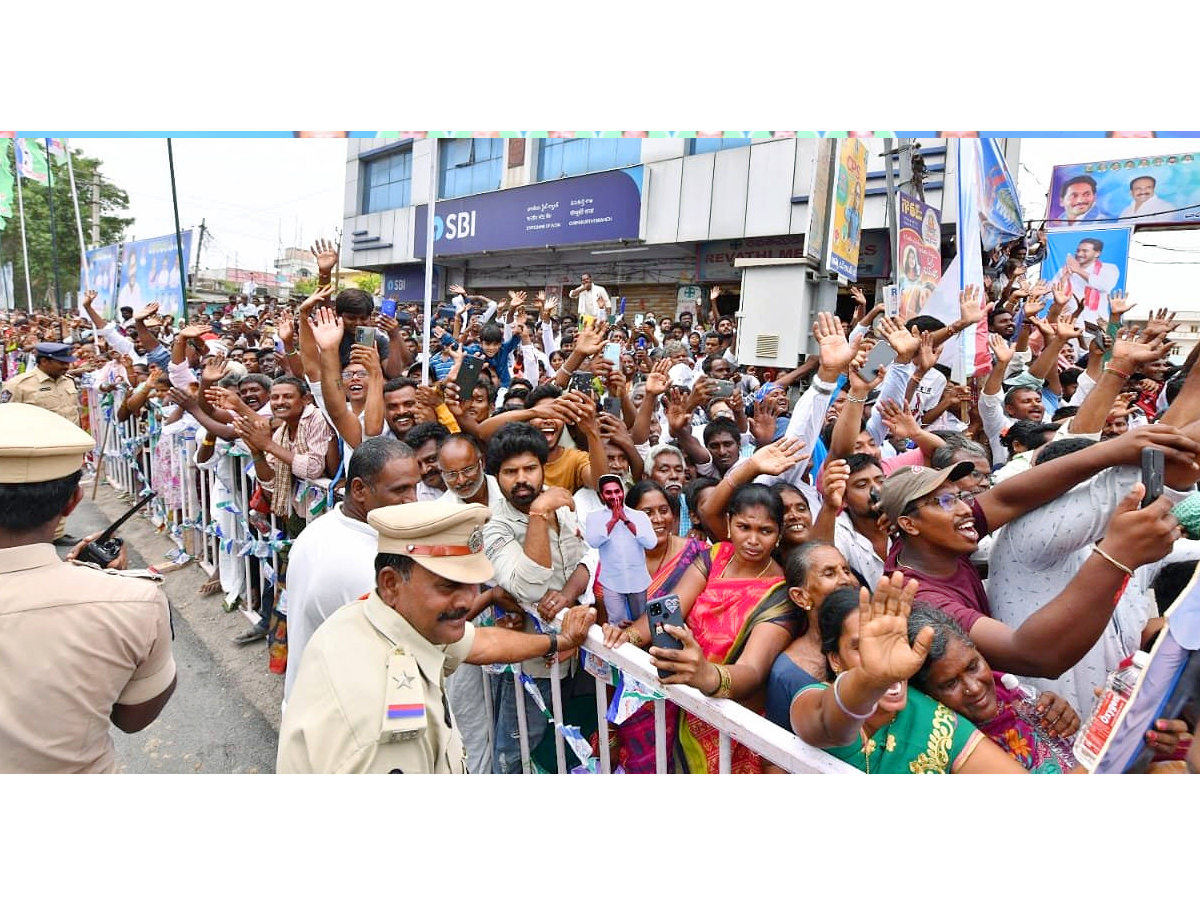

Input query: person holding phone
[601,484,798,773]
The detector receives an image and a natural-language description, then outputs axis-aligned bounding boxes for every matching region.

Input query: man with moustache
[282,438,421,703]
[277,500,596,774]
[482,423,599,773]
[646,444,694,537]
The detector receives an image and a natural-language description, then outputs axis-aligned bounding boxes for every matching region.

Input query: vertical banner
[116,231,193,321]
[79,245,121,319]
[0,261,13,311]
[825,138,868,280]
[1042,227,1131,327]
[896,192,943,319]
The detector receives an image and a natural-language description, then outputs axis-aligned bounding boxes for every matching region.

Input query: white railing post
[654,699,668,774]
[512,665,532,774]
[548,655,567,774]
[594,677,611,774]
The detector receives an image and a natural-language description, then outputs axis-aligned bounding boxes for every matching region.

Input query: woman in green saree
[788,576,1028,774]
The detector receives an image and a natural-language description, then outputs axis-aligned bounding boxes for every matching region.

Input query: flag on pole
[976,138,1025,252]
[14,139,49,184]
[44,138,67,159]
[0,139,14,231]
[921,140,992,382]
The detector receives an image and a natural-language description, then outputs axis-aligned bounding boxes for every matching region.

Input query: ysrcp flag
[44,138,67,159]
[975,138,1025,251]
[0,139,14,230]
[14,139,48,184]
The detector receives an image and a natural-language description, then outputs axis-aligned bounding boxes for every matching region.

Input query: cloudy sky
[70,137,348,276]
[65,135,1200,312]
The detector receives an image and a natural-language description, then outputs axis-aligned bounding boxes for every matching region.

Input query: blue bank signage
[415,167,643,256]
[381,264,442,301]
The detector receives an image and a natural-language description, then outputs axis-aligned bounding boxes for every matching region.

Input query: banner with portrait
[79,244,120,320]
[1047,153,1200,228]
[115,231,193,321]
[825,138,868,280]
[896,192,943,320]
[1041,227,1131,327]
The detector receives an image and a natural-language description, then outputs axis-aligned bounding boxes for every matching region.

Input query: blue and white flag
[976,138,1025,251]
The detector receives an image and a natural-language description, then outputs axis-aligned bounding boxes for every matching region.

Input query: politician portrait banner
[1047,153,1200,228]
[896,192,943,320]
[826,138,868,280]
[1042,227,1131,327]
[79,244,120,320]
[116,231,193,320]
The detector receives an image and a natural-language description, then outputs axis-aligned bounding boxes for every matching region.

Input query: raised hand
[276,310,295,345]
[855,573,930,688]
[1099,484,1184,571]
[167,386,197,411]
[644,358,671,396]
[749,397,780,448]
[205,385,241,411]
[989,331,1015,366]
[1053,312,1083,344]
[576,318,610,357]
[133,302,160,322]
[913,330,938,373]
[822,457,851,509]
[1108,289,1135,318]
[959,284,985,325]
[749,435,807,477]
[82,289,98,308]
[879,316,920,363]
[201,356,228,383]
[349,343,382,377]
[1051,277,1073,310]
[448,283,468,297]
[179,323,207,340]
[813,310,857,373]
[877,398,921,441]
[310,306,344,352]
[1144,308,1177,341]
[710,285,721,302]
[299,282,335,315]
[310,238,338,275]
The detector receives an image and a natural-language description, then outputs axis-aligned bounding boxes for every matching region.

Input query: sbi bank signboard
[415,167,643,256]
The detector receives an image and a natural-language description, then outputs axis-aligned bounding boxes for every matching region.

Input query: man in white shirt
[1118,175,1175,223]
[584,474,656,626]
[1051,236,1121,326]
[282,438,420,702]
[568,273,610,319]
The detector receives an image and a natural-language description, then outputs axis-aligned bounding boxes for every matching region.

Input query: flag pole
[13,145,33,314]
[43,140,64,326]
[421,137,438,387]
[63,140,98,355]
[166,140,189,322]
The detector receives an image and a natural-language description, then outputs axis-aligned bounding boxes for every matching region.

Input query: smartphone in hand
[647,594,686,679]
[1141,446,1164,508]
[355,326,377,348]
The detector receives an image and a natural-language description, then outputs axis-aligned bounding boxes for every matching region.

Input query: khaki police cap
[0,403,95,484]
[367,501,493,584]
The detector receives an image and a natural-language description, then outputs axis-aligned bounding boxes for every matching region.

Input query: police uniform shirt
[277,591,475,774]
[0,545,176,773]
[2,366,80,426]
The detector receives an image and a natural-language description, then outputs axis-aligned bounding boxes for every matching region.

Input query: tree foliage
[0,146,134,311]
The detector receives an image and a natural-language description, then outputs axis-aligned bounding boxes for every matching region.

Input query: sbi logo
[433,210,477,243]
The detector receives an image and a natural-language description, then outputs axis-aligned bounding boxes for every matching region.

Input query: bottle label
[1080,690,1128,758]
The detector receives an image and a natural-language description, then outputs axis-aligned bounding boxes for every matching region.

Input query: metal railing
[82,384,858,775]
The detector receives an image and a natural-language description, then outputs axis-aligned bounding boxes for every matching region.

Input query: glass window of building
[537,137,641,181]
[362,148,413,214]
[440,138,505,199]
[688,136,752,155]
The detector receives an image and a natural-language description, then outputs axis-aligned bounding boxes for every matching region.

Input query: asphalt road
[63,497,279,774]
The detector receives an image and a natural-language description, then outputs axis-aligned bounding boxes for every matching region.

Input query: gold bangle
[705,664,732,699]
[529,511,553,523]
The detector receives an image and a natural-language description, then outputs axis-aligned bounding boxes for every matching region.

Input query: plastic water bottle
[1000,673,1078,770]
[1073,651,1151,771]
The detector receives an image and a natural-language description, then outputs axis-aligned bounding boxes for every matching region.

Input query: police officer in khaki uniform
[1,342,82,426]
[277,501,596,774]
[0,403,177,773]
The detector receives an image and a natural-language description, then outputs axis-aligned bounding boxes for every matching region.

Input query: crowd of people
[3,231,1200,776]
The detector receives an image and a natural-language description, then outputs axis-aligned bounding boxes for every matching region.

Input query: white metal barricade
[476,601,860,775]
